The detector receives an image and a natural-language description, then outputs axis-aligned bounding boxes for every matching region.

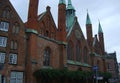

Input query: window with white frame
[0,52,5,63]
[10,71,23,83]
[9,53,17,64]
[0,36,7,47]
[0,21,9,32]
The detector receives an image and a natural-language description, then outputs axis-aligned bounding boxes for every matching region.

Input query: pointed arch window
[44,30,49,37]
[67,41,73,60]
[43,48,51,66]
[76,43,81,62]
[83,47,88,63]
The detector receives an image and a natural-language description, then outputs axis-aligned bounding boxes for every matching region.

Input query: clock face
[75,30,81,38]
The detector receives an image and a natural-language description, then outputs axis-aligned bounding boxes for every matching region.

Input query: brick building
[0,0,118,83]
[106,52,119,82]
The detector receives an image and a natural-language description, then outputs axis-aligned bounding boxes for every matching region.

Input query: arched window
[67,41,73,60]
[45,30,49,37]
[10,41,18,50]
[2,7,11,19]
[76,44,81,62]
[83,47,88,63]
[43,48,51,66]
[12,22,20,34]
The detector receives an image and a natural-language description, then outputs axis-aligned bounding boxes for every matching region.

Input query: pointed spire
[86,11,92,24]
[59,0,66,4]
[67,0,75,10]
[98,21,103,33]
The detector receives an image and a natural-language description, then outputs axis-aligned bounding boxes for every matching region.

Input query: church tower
[98,21,105,55]
[25,0,39,83]
[66,0,75,32]
[57,0,66,42]
[57,0,67,69]
[86,12,93,51]
[26,0,39,31]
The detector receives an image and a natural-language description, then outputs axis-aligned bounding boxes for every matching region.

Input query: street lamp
[93,65,98,83]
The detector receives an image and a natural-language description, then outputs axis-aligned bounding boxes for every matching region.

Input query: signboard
[97,77,103,80]
[93,65,98,70]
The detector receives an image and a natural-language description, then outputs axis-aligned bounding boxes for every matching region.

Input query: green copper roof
[98,22,103,33]
[59,0,66,4]
[66,0,75,10]
[86,12,92,24]
[67,60,91,67]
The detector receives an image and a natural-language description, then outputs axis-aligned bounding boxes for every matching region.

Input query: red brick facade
[0,0,26,83]
[0,0,118,83]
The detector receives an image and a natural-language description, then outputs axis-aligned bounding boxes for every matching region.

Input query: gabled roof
[67,17,86,41]
[37,6,57,31]
[38,11,46,21]
[67,17,76,37]
[2,0,24,23]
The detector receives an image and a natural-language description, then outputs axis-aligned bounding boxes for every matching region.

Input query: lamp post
[93,65,98,83]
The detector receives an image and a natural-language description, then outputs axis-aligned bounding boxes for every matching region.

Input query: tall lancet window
[76,43,81,62]
[83,47,88,63]
[43,47,51,66]
[67,41,73,60]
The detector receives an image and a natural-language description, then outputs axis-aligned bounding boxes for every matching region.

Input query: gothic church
[0,0,116,83]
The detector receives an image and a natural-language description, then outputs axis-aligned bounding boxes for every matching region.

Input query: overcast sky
[10,0,120,63]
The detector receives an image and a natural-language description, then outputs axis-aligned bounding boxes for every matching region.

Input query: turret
[26,0,39,31]
[98,21,105,55]
[66,0,75,31]
[57,0,66,41]
[86,12,93,51]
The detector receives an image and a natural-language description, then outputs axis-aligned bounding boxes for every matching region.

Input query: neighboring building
[119,63,120,76]
[118,63,120,81]
[106,52,119,82]
[0,0,118,83]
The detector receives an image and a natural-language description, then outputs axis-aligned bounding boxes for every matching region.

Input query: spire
[67,0,75,10]
[59,0,66,4]
[66,0,75,31]
[98,21,103,33]
[86,11,92,24]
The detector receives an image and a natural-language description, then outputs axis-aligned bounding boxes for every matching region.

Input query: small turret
[98,21,105,55]
[58,0,66,41]
[86,11,93,51]
[86,12,92,25]
[26,0,39,31]
[98,21,103,33]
